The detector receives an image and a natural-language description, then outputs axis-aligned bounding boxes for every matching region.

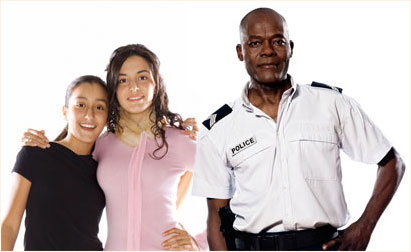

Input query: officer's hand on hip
[322,219,373,250]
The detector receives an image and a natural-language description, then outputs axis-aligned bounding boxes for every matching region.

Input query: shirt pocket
[286,123,340,181]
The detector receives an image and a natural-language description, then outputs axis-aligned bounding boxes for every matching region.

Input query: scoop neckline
[109,131,155,149]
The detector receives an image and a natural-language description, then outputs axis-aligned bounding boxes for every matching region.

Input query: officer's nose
[261,40,275,57]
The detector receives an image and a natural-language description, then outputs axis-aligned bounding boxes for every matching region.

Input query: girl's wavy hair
[106,44,184,159]
[55,75,108,141]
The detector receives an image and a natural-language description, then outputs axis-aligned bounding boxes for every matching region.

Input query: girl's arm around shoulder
[1,173,32,251]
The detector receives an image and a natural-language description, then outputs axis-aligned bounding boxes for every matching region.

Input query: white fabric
[192,78,392,233]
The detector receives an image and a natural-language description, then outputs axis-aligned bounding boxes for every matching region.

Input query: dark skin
[236,9,294,122]
[207,198,229,251]
[207,8,405,251]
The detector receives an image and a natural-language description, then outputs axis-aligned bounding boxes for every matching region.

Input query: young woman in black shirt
[1,75,108,251]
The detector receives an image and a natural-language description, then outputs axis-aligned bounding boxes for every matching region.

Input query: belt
[233,225,339,251]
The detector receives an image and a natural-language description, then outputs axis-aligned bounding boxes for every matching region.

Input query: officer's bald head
[239,8,290,42]
[236,7,294,86]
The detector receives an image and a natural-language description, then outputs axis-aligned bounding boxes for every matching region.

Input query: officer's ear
[236,44,244,61]
[289,40,294,58]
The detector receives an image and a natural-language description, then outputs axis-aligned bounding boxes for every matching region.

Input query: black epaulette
[202,104,233,130]
[311,81,343,93]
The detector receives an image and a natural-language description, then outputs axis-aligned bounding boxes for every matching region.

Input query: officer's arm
[324,148,405,250]
[207,198,230,251]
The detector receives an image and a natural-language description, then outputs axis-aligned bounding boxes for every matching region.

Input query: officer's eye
[273,40,286,46]
[248,41,261,47]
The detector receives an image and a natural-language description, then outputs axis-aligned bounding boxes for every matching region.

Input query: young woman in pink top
[22,44,205,251]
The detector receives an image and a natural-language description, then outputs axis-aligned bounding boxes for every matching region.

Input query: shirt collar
[241,74,297,112]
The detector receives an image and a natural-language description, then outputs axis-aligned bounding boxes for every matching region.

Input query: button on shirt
[192,77,392,233]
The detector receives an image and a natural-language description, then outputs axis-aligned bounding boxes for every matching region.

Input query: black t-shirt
[13,143,105,251]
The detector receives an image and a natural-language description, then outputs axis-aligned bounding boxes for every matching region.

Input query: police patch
[311,81,343,93]
[231,136,257,157]
[202,104,232,130]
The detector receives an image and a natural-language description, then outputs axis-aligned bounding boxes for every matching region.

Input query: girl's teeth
[81,124,96,129]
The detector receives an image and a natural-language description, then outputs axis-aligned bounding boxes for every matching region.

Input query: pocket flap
[286,122,338,144]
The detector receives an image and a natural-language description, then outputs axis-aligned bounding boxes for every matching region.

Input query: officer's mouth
[258,63,279,69]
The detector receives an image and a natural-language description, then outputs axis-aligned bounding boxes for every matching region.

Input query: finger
[27,128,45,137]
[181,118,196,128]
[183,117,196,123]
[25,141,49,149]
[322,239,337,250]
[163,238,192,250]
[165,243,192,251]
[24,141,47,149]
[180,129,197,140]
[192,123,199,132]
[24,130,49,144]
[162,227,184,236]
[162,236,189,248]
[30,129,49,143]
[22,134,50,147]
[189,133,197,141]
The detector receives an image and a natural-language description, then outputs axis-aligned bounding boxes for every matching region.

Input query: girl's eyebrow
[75,96,108,104]
[118,69,150,76]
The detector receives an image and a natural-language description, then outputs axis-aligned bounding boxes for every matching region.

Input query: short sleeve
[192,133,235,199]
[12,147,35,182]
[338,95,392,164]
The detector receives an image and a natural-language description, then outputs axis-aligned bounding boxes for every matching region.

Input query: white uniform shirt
[192,78,392,233]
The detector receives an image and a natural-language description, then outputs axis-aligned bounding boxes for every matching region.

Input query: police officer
[192,7,405,251]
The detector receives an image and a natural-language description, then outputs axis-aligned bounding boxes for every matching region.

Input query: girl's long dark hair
[106,44,184,159]
[55,75,108,141]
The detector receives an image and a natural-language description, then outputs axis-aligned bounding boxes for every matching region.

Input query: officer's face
[237,13,293,86]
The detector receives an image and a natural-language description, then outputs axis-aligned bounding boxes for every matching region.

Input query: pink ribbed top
[93,128,196,250]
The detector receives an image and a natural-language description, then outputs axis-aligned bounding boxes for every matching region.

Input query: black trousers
[228,225,340,251]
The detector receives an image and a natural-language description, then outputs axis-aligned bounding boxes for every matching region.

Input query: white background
[1,1,410,251]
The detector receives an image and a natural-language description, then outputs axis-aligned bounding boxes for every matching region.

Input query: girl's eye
[139,76,148,81]
[118,79,127,84]
[76,103,85,108]
[96,105,105,111]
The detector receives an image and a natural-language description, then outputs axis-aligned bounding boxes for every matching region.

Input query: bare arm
[176,171,193,209]
[207,198,230,251]
[1,173,32,251]
[161,171,198,250]
[323,148,405,250]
